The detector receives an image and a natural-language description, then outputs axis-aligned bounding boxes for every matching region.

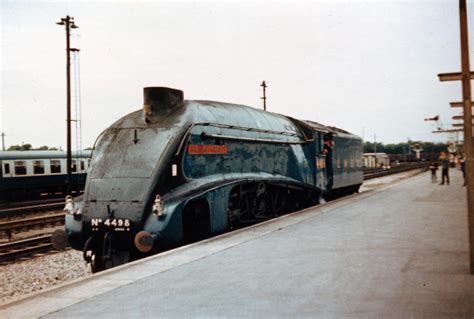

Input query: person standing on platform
[439,151,450,185]
[429,161,438,183]
[460,155,466,186]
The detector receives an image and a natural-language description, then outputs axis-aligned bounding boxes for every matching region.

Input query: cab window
[14,161,27,175]
[80,160,85,171]
[50,160,61,174]
[33,160,45,174]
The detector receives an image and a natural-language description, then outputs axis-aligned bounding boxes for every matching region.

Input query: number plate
[90,218,131,232]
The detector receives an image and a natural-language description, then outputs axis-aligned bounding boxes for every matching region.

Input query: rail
[0,235,53,262]
[0,201,64,218]
[363,162,428,180]
[0,213,65,240]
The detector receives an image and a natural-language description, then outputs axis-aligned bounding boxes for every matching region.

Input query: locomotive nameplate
[90,218,131,232]
[187,144,228,155]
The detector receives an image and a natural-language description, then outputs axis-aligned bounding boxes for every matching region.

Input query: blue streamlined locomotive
[53,87,363,272]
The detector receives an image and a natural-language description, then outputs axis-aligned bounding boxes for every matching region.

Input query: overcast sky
[0,0,471,150]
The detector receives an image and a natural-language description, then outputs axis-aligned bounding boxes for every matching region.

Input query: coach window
[50,160,61,174]
[33,160,45,174]
[4,163,10,175]
[14,161,27,175]
[80,160,85,171]
[71,160,77,173]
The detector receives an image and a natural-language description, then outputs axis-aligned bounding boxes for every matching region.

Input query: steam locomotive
[53,87,363,272]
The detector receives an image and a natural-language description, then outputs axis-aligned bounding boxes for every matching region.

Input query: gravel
[0,249,91,304]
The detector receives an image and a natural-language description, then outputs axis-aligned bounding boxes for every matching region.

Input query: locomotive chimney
[143,87,184,122]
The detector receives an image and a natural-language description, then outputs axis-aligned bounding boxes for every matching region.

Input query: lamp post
[260,81,267,111]
[56,16,79,195]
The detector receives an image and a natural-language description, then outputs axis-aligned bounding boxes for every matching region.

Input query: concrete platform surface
[1,169,474,318]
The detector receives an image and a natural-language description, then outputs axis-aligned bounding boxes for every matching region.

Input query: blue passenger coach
[0,150,91,201]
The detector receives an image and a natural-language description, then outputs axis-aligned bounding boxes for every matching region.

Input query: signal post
[56,16,79,195]
[438,0,474,274]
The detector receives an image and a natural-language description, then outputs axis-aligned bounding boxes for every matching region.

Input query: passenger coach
[0,150,91,201]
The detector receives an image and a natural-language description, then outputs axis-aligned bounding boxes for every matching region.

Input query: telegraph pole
[1,132,5,151]
[442,1,474,274]
[373,133,377,166]
[459,0,474,274]
[57,16,79,195]
[260,81,267,111]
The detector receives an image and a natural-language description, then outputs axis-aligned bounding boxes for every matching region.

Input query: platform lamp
[260,81,267,111]
[56,16,79,196]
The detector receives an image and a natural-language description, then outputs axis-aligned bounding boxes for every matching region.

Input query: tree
[6,144,60,151]
[363,141,451,155]
[7,144,32,151]
[36,145,59,150]
[7,145,21,151]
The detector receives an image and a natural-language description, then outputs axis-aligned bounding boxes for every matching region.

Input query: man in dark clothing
[461,156,466,186]
[323,134,334,190]
[439,152,450,185]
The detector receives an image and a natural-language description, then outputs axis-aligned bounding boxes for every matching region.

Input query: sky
[0,0,472,150]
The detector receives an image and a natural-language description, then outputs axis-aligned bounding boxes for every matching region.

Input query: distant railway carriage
[0,151,91,201]
[387,153,419,163]
[363,152,390,168]
[55,87,364,272]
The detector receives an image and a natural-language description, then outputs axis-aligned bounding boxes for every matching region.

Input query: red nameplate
[187,144,229,155]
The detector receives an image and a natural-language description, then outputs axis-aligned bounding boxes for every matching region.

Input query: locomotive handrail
[194,122,299,137]
[200,132,306,145]
[89,127,108,159]
[174,124,195,156]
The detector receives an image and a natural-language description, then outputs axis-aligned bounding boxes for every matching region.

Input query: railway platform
[1,169,473,318]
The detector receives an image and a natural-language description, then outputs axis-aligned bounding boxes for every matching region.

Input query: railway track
[0,213,65,240]
[363,163,428,180]
[0,213,65,263]
[0,200,64,219]
[0,197,64,210]
[0,235,54,262]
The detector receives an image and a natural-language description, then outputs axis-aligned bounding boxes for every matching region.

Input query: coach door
[2,161,13,178]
